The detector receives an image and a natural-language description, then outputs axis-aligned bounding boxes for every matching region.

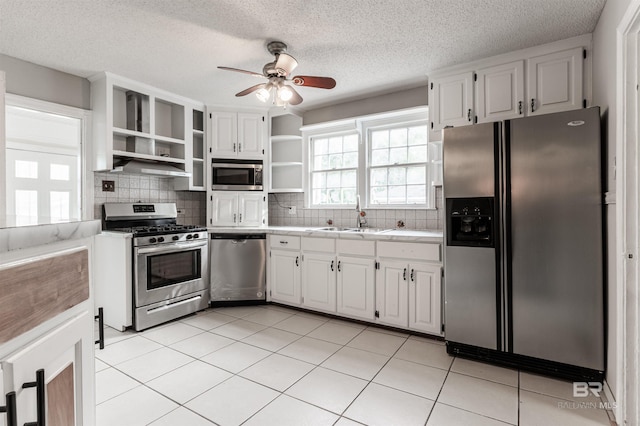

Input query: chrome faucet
[355,195,368,228]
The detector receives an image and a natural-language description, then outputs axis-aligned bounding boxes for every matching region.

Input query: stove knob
[193,233,199,239]
[186,234,193,240]
[149,237,157,244]
[172,235,180,241]
[157,237,165,243]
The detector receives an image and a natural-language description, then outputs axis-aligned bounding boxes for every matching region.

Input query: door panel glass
[146,249,201,290]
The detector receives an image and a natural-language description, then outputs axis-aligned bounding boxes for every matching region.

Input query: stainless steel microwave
[211,159,263,191]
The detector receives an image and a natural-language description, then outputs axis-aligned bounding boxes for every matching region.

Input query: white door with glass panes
[238,193,263,226]
[336,256,375,320]
[302,253,337,313]
[5,105,82,227]
[369,124,428,206]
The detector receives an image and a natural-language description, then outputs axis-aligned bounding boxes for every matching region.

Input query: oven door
[134,240,208,307]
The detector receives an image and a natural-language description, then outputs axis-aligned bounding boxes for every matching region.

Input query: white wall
[303,85,427,125]
[592,0,632,407]
[0,54,90,109]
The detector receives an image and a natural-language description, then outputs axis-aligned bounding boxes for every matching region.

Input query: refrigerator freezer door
[507,107,604,370]
[443,122,498,198]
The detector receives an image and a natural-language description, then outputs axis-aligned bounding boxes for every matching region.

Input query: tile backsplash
[93,172,206,226]
[268,188,444,230]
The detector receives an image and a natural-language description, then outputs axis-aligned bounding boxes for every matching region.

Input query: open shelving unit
[270,114,303,192]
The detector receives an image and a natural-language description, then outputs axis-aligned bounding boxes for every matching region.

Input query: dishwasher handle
[231,239,247,244]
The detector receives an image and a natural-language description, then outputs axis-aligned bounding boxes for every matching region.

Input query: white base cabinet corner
[210,192,265,227]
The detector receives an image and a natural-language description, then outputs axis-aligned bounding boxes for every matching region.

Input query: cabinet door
[336,256,375,321]
[376,260,409,328]
[527,47,583,116]
[270,249,301,305]
[211,112,238,156]
[238,193,264,227]
[302,253,337,313]
[430,71,474,131]
[210,192,238,226]
[476,61,525,123]
[237,113,264,157]
[2,311,94,426]
[409,263,442,335]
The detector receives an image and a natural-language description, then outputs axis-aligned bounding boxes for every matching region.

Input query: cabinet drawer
[377,241,441,262]
[302,237,335,253]
[336,239,375,256]
[270,235,301,250]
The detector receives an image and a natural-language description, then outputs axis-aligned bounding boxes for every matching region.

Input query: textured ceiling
[0,0,606,111]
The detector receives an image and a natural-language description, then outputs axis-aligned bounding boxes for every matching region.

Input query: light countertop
[0,220,102,253]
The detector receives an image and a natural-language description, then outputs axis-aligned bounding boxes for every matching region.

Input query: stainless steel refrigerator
[443,107,604,381]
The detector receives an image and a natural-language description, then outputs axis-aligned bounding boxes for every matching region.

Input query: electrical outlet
[288,206,296,215]
[102,180,115,192]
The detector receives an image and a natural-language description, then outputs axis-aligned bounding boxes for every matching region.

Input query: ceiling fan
[218,41,336,106]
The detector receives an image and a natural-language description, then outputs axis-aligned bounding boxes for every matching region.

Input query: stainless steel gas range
[97,202,209,331]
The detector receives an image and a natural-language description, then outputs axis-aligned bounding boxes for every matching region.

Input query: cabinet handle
[531,98,535,113]
[331,260,334,271]
[239,213,242,223]
[403,268,407,281]
[410,269,415,282]
[22,369,45,426]
[238,143,242,152]
[518,101,523,115]
[0,391,17,426]
[95,307,105,350]
[295,256,299,267]
[233,213,237,223]
[467,109,472,122]
[233,142,237,152]
[337,261,341,272]
[279,240,288,245]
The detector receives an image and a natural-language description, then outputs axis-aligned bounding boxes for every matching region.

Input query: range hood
[111,159,191,178]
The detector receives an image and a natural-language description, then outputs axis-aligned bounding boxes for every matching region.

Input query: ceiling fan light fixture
[277,85,293,102]
[256,87,271,102]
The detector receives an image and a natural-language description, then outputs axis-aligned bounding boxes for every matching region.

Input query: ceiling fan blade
[218,66,265,78]
[275,53,298,76]
[235,83,266,97]
[291,76,337,89]
[287,85,303,105]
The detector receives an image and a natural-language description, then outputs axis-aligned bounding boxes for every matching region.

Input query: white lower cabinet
[210,192,264,227]
[2,311,94,426]
[302,252,336,313]
[376,260,409,328]
[269,249,301,305]
[336,256,376,321]
[409,263,442,334]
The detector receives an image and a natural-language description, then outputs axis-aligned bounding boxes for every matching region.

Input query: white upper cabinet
[210,191,264,227]
[428,36,589,139]
[527,47,584,116]
[430,71,474,131]
[210,111,265,158]
[476,60,525,123]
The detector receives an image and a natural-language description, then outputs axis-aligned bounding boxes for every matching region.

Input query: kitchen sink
[305,227,390,233]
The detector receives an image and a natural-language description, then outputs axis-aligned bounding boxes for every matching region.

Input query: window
[369,124,428,205]
[304,108,436,209]
[4,97,89,227]
[310,132,359,206]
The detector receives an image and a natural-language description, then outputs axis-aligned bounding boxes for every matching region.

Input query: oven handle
[147,295,203,314]
[136,241,207,254]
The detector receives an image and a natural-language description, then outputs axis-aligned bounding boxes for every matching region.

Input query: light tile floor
[95,304,615,426]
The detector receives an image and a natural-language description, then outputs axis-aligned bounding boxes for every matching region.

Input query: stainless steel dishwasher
[210,234,266,302]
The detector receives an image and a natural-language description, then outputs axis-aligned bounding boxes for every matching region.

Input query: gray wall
[0,54,90,109]
[592,0,632,406]
[303,85,428,125]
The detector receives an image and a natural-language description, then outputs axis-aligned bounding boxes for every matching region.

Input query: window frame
[3,94,92,226]
[303,107,436,210]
